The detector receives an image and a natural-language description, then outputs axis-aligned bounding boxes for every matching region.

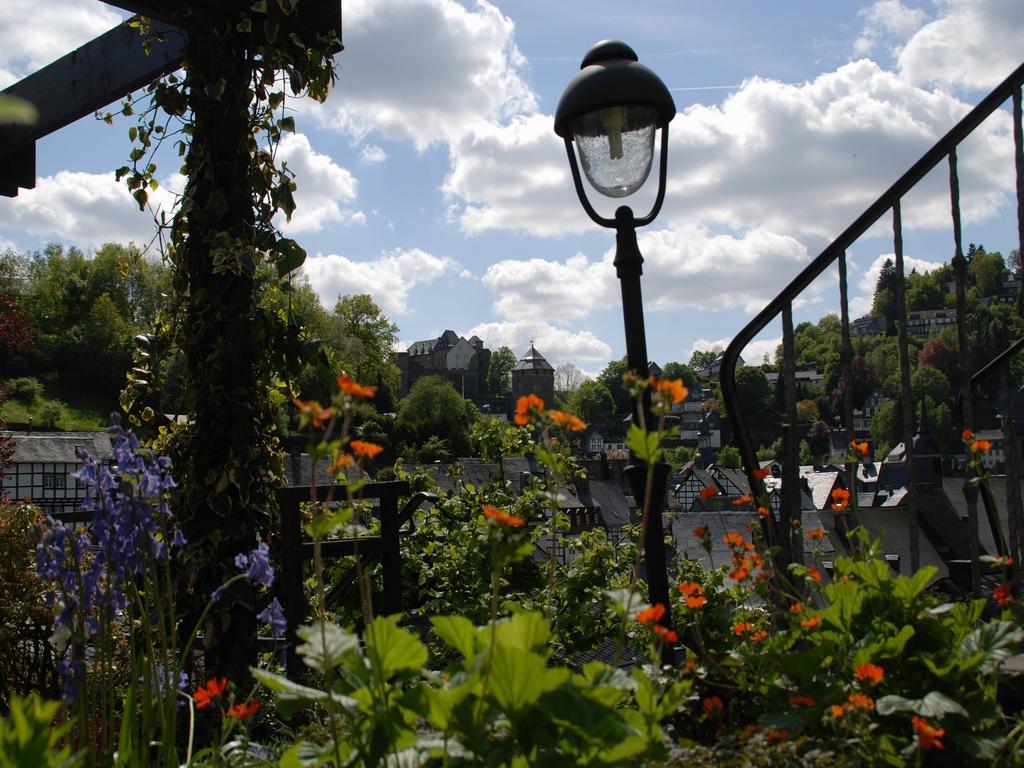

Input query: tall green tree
[568,379,615,422]
[597,357,631,412]
[330,293,400,395]
[486,346,517,398]
[397,375,479,460]
[660,361,697,388]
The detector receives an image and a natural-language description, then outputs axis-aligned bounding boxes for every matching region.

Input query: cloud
[302,247,452,315]
[685,335,781,368]
[855,0,928,56]
[276,133,361,233]
[315,0,536,149]
[359,145,387,164]
[0,0,124,77]
[482,250,614,320]
[856,251,947,296]
[443,59,1014,244]
[467,319,612,368]
[0,169,174,247]
[899,0,1024,89]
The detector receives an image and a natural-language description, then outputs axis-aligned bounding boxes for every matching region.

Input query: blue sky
[1,0,1023,376]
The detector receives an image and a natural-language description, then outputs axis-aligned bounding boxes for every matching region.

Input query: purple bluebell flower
[237,542,275,589]
[257,597,287,639]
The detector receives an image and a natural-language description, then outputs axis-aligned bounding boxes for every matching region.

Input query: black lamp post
[555,40,676,662]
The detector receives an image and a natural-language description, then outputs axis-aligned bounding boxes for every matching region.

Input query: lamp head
[554,40,675,199]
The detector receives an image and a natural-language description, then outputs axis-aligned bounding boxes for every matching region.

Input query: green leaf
[431,615,479,660]
[251,668,356,717]
[275,237,306,277]
[876,691,967,718]
[365,614,428,680]
[625,424,661,464]
[296,621,360,674]
[961,621,1024,673]
[0,94,38,125]
[494,610,550,654]
[280,115,296,133]
[893,566,936,604]
[489,643,569,715]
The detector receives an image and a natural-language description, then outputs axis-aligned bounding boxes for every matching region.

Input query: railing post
[893,200,919,573]
[1001,364,1023,567]
[838,251,860,540]
[379,489,402,616]
[278,490,307,679]
[950,149,981,595]
[781,302,803,570]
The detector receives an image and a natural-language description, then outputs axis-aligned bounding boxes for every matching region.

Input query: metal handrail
[721,61,1024,508]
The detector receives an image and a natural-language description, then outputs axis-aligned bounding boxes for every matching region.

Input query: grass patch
[2,382,112,432]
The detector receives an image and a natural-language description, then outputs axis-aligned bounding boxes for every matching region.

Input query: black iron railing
[720,61,1024,587]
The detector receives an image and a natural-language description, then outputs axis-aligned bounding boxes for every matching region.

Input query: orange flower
[764,728,789,744]
[547,409,587,431]
[729,557,750,582]
[752,466,772,480]
[789,694,815,708]
[483,504,525,527]
[703,696,724,715]
[830,704,846,718]
[962,429,974,442]
[800,614,822,629]
[805,527,825,541]
[337,374,377,400]
[788,602,803,614]
[651,377,689,404]
[228,699,261,720]
[850,440,869,457]
[694,525,709,539]
[679,582,707,608]
[749,629,768,642]
[699,485,718,501]
[912,715,945,750]
[830,488,850,512]
[723,531,746,549]
[993,583,1013,606]
[807,567,822,583]
[328,454,354,474]
[846,693,875,711]
[732,621,753,637]
[194,677,228,710]
[635,603,666,625]
[350,440,384,459]
[972,440,992,453]
[757,505,770,518]
[292,398,333,428]
[855,663,884,685]
[514,394,544,425]
[653,624,679,643]
[732,493,753,506]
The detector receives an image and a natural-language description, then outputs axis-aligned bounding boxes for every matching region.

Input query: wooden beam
[0,19,184,195]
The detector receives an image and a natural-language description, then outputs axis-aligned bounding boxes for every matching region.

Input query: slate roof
[5,431,113,463]
[512,344,554,372]
[798,468,843,510]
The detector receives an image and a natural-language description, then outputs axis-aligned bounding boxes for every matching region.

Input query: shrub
[37,400,62,429]
[5,376,42,403]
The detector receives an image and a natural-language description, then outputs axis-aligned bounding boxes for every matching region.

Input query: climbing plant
[110,1,341,680]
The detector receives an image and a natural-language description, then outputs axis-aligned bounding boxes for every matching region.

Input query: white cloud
[855,0,928,56]
[0,0,124,77]
[359,145,387,164]
[0,169,174,247]
[302,247,452,315]
[856,251,946,296]
[467,319,612,368]
[482,251,614,320]
[316,0,536,149]
[684,335,780,368]
[276,133,361,233]
[899,0,1024,89]
[442,59,1014,243]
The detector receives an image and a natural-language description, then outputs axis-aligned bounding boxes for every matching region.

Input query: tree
[568,380,615,422]
[330,294,400,396]
[969,249,1007,296]
[829,355,878,417]
[872,258,898,333]
[554,362,585,396]
[660,361,697,388]
[397,376,479,460]
[688,348,721,374]
[487,346,517,398]
[911,365,952,410]
[1009,248,1022,278]
[597,357,631,412]
[796,399,819,423]
[715,445,741,468]
[918,338,960,388]
[806,420,831,460]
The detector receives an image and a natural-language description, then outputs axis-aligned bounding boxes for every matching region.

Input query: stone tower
[511,343,555,406]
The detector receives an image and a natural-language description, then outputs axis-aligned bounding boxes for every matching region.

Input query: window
[43,473,67,490]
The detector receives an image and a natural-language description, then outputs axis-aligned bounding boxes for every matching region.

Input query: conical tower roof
[512,343,554,372]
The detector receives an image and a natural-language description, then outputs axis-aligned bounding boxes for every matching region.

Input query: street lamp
[555,40,676,661]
